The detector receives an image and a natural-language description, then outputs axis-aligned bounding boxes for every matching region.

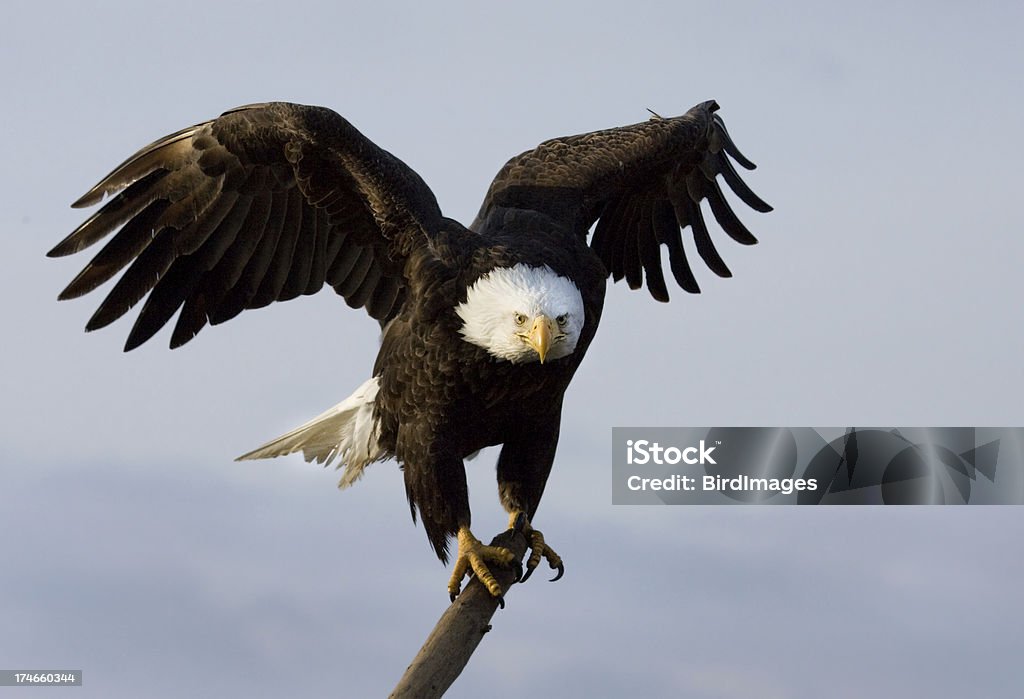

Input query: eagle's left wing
[472,101,771,301]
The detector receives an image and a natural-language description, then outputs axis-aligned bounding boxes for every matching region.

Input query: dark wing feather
[50,102,444,350]
[212,189,288,321]
[635,203,669,302]
[620,199,644,289]
[472,101,771,301]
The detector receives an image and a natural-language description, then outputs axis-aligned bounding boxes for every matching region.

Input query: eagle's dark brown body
[372,216,606,558]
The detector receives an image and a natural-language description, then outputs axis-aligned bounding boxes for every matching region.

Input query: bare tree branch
[390,527,530,698]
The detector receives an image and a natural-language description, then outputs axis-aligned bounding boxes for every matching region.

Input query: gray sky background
[3,1,1023,697]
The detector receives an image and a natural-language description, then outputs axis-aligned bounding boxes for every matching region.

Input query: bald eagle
[49,101,770,600]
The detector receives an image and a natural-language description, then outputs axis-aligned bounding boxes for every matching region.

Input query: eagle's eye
[514,313,528,326]
[556,314,568,327]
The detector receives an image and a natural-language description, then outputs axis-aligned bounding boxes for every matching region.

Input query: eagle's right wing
[472,101,771,301]
[49,103,444,350]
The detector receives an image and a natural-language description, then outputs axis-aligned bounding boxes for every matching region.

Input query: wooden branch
[390,527,530,698]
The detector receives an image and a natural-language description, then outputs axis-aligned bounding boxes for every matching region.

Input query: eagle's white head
[455,264,585,364]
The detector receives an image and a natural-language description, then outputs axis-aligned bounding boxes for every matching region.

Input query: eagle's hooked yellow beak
[526,315,554,363]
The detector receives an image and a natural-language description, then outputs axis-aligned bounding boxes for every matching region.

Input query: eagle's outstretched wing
[472,100,772,301]
[49,102,444,350]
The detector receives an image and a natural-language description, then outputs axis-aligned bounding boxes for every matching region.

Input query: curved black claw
[450,591,458,603]
[549,562,565,583]
[497,595,505,610]
[512,561,524,583]
[521,564,536,584]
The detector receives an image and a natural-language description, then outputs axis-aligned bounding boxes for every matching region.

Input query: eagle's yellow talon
[508,511,564,584]
[447,527,514,600]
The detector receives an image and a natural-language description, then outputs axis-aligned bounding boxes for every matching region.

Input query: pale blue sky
[3,1,1023,697]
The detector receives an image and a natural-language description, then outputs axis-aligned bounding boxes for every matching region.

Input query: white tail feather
[236,377,384,489]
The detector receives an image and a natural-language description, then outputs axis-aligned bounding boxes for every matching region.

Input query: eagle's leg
[507,511,564,583]
[447,526,516,601]
[495,419,565,584]
[401,445,514,601]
